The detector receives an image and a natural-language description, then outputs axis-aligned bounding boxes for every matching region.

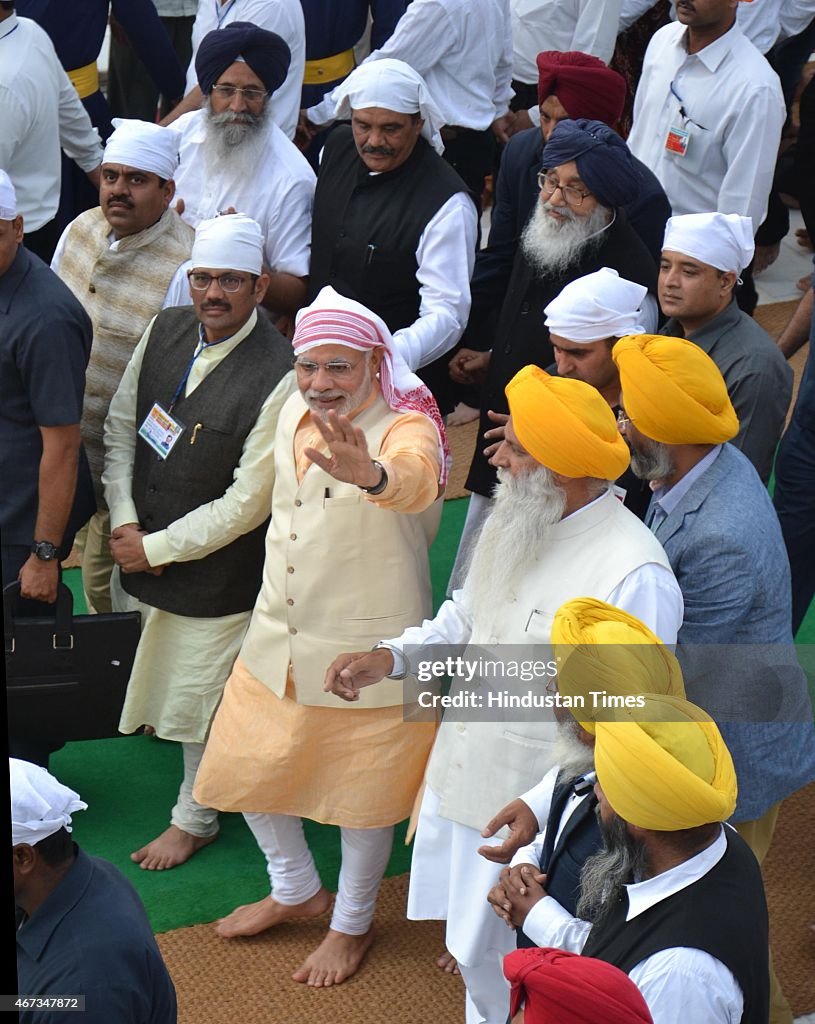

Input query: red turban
[536,51,626,125]
[504,947,654,1024]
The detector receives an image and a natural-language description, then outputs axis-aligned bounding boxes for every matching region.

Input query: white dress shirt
[171,109,315,276]
[0,15,102,231]
[185,0,306,140]
[511,0,623,83]
[627,21,785,233]
[307,0,514,131]
[522,826,745,1024]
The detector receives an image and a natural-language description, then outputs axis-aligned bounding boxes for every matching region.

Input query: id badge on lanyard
[138,403,185,459]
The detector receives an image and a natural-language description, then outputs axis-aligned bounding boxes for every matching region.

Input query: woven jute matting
[157,783,815,1023]
[157,874,464,1024]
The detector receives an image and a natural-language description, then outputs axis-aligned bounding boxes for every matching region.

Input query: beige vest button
[88,283,96,293]
[294,499,302,507]
[287,598,294,606]
[287,566,295,573]
[290,533,297,541]
[289,626,297,635]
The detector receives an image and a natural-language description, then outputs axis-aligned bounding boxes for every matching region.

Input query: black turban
[195,22,291,97]
[543,119,641,211]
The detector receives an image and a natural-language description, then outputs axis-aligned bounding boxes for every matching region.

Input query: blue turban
[543,119,640,211]
[195,22,291,97]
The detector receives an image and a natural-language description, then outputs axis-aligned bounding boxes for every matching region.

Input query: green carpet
[53,498,470,934]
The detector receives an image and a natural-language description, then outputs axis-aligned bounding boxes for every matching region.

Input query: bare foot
[215,888,332,938]
[447,402,480,427]
[130,825,217,870]
[292,927,375,987]
[437,950,461,974]
[143,725,156,736]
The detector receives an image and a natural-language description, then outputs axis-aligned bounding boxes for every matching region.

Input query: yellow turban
[612,334,738,445]
[594,694,737,831]
[505,365,630,479]
[552,598,685,734]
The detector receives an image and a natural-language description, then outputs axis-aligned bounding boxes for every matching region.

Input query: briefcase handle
[3,580,75,655]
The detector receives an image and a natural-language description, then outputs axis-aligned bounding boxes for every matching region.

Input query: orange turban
[612,334,738,445]
[552,598,685,734]
[594,694,738,830]
[505,365,630,479]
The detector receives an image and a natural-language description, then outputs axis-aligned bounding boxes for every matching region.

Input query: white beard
[552,718,595,781]
[520,200,611,277]
[202,99,271,177]
[464,466,567,637]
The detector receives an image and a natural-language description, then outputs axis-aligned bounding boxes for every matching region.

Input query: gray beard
[552,718,595,782]
[520,201,611,278]
[202,99,271,172]
[629,437,675,482]
[464,466,567,638]
[576,810,648,923]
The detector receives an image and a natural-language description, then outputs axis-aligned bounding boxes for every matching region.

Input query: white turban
[0,169,16,220]
[11,759,87,848]
[332,58,446,155]
[662,213,755,274]
[544,268,648,342]
[103,118,181,181]
[191,213,264,275]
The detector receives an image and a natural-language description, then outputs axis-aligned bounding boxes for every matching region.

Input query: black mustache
[202,301,231,311]
[361,144,396,156]
[107,196,134,208]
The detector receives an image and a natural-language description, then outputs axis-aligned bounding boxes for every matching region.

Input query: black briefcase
[4,581,141,741]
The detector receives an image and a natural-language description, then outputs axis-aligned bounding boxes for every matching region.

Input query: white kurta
[511,0,623,83]
[103,309,295,742]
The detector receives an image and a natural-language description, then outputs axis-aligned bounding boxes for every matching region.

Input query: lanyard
[168,324,234,411]
[669,80,707,131]
[215,0,237,28]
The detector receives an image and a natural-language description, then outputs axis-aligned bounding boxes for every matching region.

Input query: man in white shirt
[627,0,785,236]
[306,59,477,414]
[325,366,682,1024]
[0,5,102,261]
[52,119,195,614]
[171,22,315,321]
[103,215,295,872]
[301,0,514,194]
[163,0,305,141]
[491,693,769,1024]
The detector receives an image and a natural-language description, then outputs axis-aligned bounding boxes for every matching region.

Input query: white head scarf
[292,285,449,485]
[103,118,181,181]
[544,268,648,342]
[191,214,264,275]
[331,58,446,155]
[11,759,87,848]
[662,213,755,274]
[0,169,16,220]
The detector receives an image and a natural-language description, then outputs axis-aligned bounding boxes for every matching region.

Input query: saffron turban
[195,22,291,97]
[331,58,445,155]
[104,118,181,181]
[504,947,654,1024]
[613,334,739,445]
[505,365,630,479]
[0,169,17,219]
[662,213,755,274]
[544,268,648,342]
[552,598,685,734]
[594,694,738,830]
[543,119,640,211]
[293,285,449,485]
[11,758,87,848]
[536,50,627,126]
[191,213,264,275]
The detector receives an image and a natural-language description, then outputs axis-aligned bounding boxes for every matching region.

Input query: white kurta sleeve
[605,563,684,645]
[384,586,476,677]
[628,948,744,1024]
[521,895,593,951]
[518,765,560,830]
[571,0,624,63]
[56,66,103,171]
[162,260,193,308]
[392,192,477,371]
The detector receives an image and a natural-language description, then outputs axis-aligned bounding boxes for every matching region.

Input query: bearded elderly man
[659,212,792,484]
[103,214,295,872]
[51,118,194,614]
[193,287,447,988]
[615,333,815,1024]
[325,368,682,1024]
[496,695,770,1024]
[451,119,658,582]
[171,23,315,318]
[307,58,477,414]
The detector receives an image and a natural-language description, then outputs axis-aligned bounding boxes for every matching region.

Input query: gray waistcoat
[121,306,291,617]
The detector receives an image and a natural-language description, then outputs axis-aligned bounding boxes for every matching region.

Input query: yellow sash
[303,48,355,86]
[68,60,99,100]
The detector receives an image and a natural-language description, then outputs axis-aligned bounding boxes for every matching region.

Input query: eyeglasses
[545,676,559,696]
[293,357,365,379]
[537,171,592,207]
[617,409,630,429]
[210,84,268,104]
[187,271,251,293]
